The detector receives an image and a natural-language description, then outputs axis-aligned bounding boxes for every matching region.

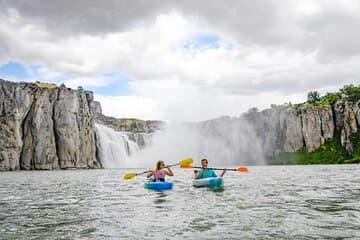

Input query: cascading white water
[127,117,265,168]
[95,117,265,168]
[95,124,142,168]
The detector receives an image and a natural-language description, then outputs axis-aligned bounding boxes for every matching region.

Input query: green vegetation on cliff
[303,84,360,107]
[270,84,360,165]
[272,131,360,165]
[348,132,360,163]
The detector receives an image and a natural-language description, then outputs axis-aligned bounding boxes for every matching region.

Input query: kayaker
[147,160,174,182]
[194,158,226,179]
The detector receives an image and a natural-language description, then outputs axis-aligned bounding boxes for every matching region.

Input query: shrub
[339,84,360,102]
[307,91,321,103]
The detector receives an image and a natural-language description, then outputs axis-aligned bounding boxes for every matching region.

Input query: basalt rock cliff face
[0,79,98,170]
[2,78,359,170]
[242,101,360,160]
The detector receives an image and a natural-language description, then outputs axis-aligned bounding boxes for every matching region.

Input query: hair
[201,159,208,163]
[156,160,164,171]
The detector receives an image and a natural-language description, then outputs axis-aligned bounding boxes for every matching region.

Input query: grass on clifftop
[271,132,360,165]
[34,81,57,89]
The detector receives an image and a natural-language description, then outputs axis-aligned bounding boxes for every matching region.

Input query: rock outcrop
[241,102,359,160]
[199,101,359,162]
[242,106,306,158]
[1,78,359,170]
[0,79,98,170]
[336,101,359,155]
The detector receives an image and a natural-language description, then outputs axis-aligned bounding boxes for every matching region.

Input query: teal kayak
[144,181,173,191]
[192,177,223,188]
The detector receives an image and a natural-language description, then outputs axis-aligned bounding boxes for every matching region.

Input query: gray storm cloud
[3,0,360,58]
[1,0,360,69]
[0,0,359,121]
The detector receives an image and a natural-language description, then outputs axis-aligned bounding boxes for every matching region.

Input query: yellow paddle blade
[123,173,137,180]
[179,158,193,166]
[237,167,249,173]
[180,164,193,168]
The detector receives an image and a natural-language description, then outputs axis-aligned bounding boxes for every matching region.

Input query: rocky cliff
[194,101,359,164]
[2,78,359,170]
[0,79,98,170]
[242,101,360,161]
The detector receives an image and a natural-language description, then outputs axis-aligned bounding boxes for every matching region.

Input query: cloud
[0,1,359,121]
[95,94,163,120]
[1,0,168,35]
[64,77,109,89]
[301,7,360,60]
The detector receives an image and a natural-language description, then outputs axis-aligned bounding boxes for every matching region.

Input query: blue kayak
[192,177,223,188]
[144,181,173,191]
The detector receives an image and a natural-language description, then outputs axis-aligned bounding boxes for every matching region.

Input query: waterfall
[95,124,143,168]
[127,117,265,168]
[95,117,266,169]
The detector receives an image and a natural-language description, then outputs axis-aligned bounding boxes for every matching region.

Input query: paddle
[123,158,193,180]
[180,165,249,173]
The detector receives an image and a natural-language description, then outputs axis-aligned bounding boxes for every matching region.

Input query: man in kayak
[194,159,226,179]
[147,160,174,182]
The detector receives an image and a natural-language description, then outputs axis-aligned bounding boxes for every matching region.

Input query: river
[0,164,359,239]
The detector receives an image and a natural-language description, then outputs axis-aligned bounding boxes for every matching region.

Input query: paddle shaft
[124,158,193,180]
[166,163,180,168]
[138,163,178,176]
[165,158,193,168]
[136,170,151,176]
[192,166,238,171]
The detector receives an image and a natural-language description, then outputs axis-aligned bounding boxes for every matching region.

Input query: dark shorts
[153,178,165,182]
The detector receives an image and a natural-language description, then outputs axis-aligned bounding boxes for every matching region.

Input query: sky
[0,0,359,121]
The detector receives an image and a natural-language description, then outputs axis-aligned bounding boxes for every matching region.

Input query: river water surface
[0,165,359,239]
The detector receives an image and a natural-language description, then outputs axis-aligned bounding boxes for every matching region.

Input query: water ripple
[0,165,359,239]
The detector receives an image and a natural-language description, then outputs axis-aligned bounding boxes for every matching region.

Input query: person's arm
[220,169,226,177]
[147,170,154,178]
[195,169,203,179]
[165,167,174,176]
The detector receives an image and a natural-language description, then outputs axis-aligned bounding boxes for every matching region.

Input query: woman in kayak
[194,158,226,179]
[147,160,174,182]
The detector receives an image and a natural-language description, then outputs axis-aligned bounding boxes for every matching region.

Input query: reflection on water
[153,192,168,206]
[0,165,359,239]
